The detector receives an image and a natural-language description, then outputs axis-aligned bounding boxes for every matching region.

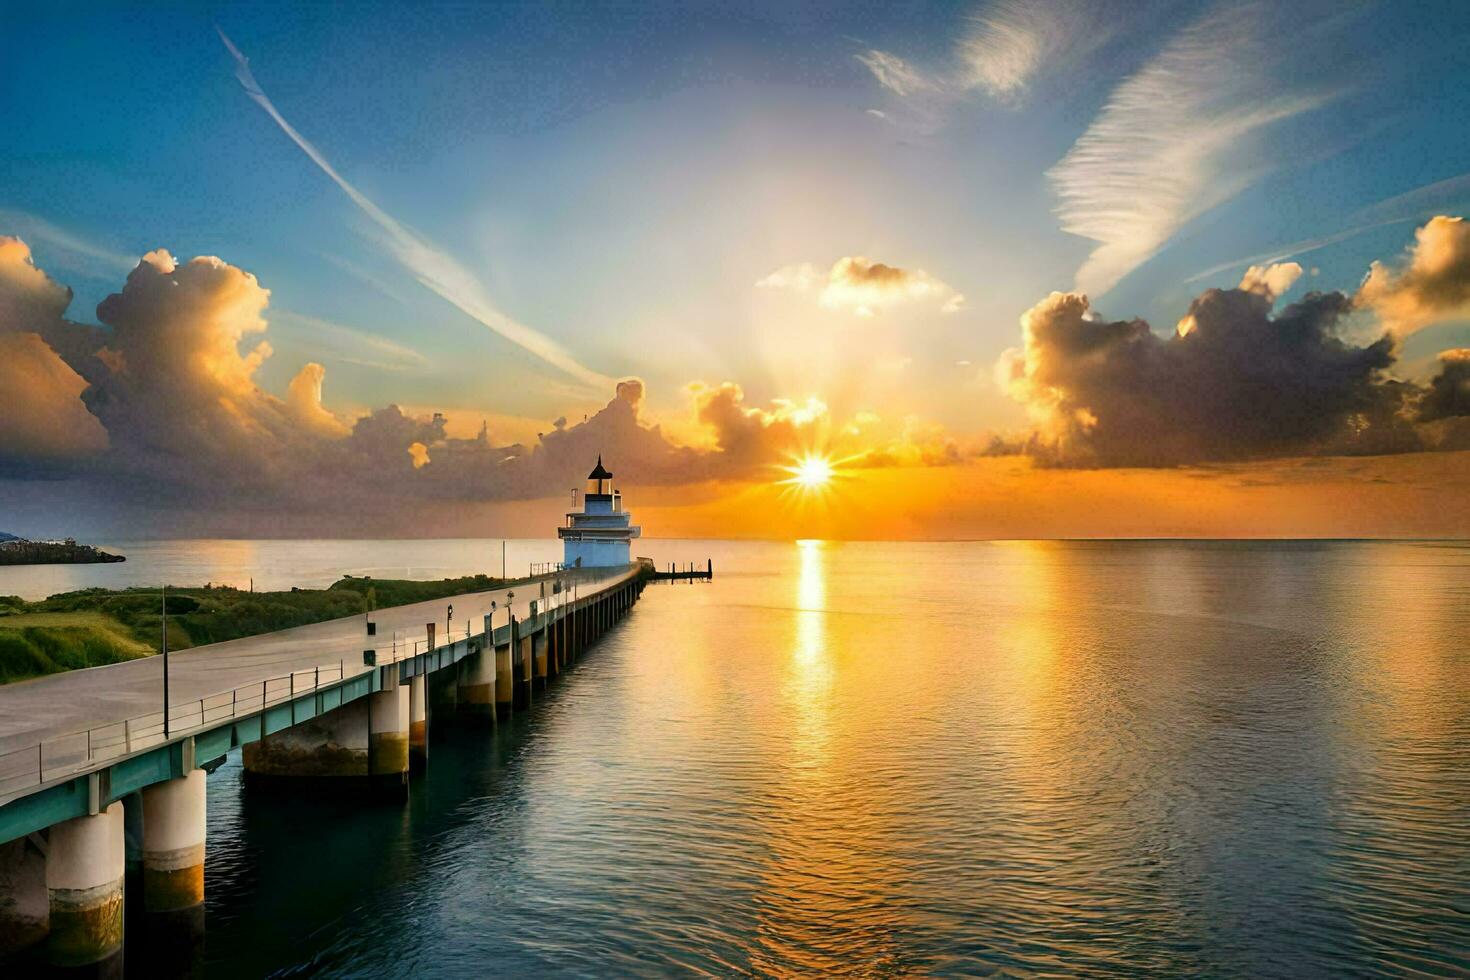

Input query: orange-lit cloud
[688,381,828,461]
[0,237,108,470]
[2,225,1467,537]
[1238,261,1303,300]
[1357,215,1470,336]
[757,255,963,317]
[286,362,350,437]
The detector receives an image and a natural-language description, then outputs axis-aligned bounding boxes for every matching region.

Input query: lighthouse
[559,456,641,568]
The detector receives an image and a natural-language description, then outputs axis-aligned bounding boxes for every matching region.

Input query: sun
[780,453,836,491]
[794,455,833,488]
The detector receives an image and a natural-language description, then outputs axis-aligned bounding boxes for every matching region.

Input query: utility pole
[502,540,507,580]
[161,584,170,738]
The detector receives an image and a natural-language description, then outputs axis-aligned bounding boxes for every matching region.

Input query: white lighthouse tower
[559,456,641,568]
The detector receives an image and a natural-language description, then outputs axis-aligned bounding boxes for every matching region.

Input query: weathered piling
[495,640,514,719]
[514,628,534,711]
[140,770,205,915]
[367,682,410,797]
[456,641,497,726]
[45,803,125,970]
[409,673,429,769]
[140,769,206,971]
[533,626,549,689]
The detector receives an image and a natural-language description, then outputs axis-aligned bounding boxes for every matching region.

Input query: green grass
[0,572,514,685]
[0,625,153,684]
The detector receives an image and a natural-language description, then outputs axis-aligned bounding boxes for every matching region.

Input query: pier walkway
[0,563,647,969]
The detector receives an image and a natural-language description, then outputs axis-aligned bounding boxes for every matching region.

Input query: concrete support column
[139,770,206,973]
[46,802,125,970]
[409,673,429,769]
[514,633,534,710]
[495,642,514,719]
[368,683,409,796]
[456,645,496,725]
[140,770,205,914]
[534,628,550,686]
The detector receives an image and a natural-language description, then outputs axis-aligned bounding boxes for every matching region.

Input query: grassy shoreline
[0,573,512,685]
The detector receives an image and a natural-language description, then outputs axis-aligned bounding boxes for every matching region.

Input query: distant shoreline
[0,540,126,567]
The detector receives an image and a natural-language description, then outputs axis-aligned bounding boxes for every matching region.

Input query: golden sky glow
[3,7,1470,540]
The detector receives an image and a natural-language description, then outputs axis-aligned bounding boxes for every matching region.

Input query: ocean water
[9,539,1470,976]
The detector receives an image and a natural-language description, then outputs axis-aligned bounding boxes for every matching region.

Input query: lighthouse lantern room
[559,456,641,568]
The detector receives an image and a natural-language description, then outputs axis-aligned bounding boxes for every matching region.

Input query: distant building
[558,456,641,568]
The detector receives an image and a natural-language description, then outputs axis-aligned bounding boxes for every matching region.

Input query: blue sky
[5,0,1470,443]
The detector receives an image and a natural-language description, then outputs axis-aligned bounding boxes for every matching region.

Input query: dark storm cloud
[1000,281,1425,467]
[1418,349,1470,422]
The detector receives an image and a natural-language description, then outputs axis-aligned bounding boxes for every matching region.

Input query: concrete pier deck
[0,565,638,809]
[0,562,649,968]
[0,573,604,753]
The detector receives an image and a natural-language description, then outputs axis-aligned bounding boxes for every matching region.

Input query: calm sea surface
[7,539,1470,976]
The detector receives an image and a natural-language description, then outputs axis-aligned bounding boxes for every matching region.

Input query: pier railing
[0,570,629,803]
[0,660,352,801]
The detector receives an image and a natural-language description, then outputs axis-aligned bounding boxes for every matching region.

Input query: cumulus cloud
[1357,216,1470,336]
[0,332,109,468]
[688,382,828,466]
[757,255,964,317]
[1419,349,1470,423]
[0,237,109,470]
[4,236,962,528]
[1238,261,1303,301]
[286,362,350,437]
[72,248,311,493]
[1000,285,1413,466]
[1048,3,1333,297]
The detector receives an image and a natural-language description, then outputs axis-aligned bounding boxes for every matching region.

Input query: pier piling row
[0,568,649,971]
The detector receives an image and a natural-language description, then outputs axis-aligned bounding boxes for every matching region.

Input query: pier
[648,559,714,582]
[0,563,647,971]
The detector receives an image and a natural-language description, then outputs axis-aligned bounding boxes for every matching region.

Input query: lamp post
[161,584,170,739]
